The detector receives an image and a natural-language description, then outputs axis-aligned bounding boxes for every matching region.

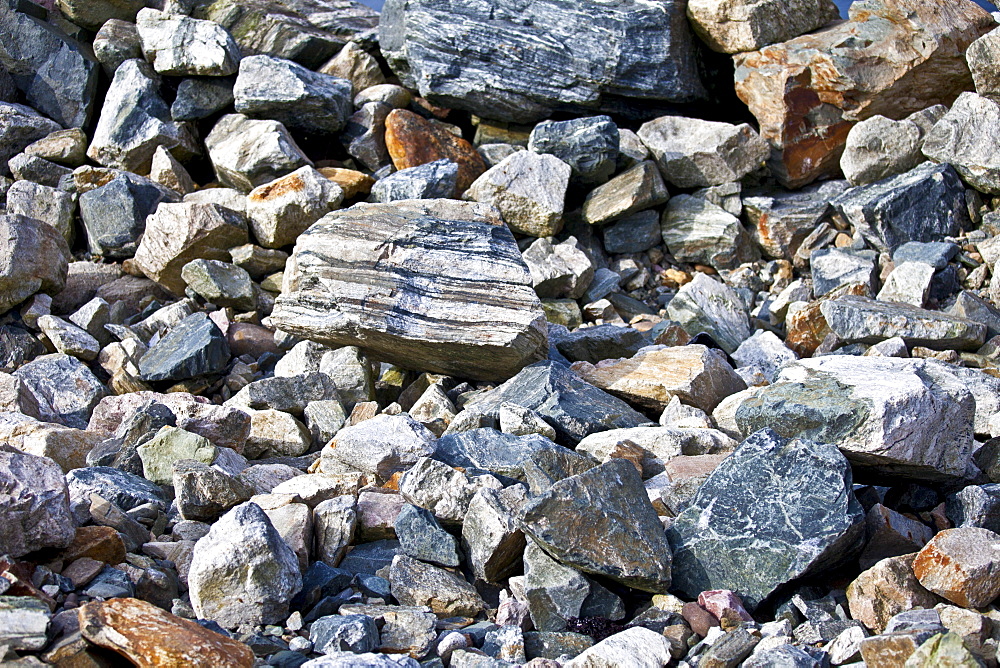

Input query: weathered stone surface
[571,345,746,413]
[137,426,216,486]
[733,0,993,187]
[0,448,75,558]
[811,248,877,297]
[847,553,942,633]
[389,554,486,617]
[6,181,75,245]
[466,362,651,445]
[313,495,357,566]
[744,179,848,260]
[830,161,970,254]
[0,213,70,315]
[235,55,353,134]
[271,200,548,382]
[325,414,435,479]
[736,356,976,481]
[149,144,195,195]
[37,315,100,362]
[133,202,249,295]
[821,295,986,351]
[79,598,254,667]
[925,92,1000,198]
[79,172,177,259]
[182,260,256,311]
[564,627,675,668]
[395,504,461,567]
[969,27,1000,103]
[384,109,486,194]
[0,413,99,472]
[57,0,145,31]
[464,150,571,238]
[432,429,567,481]
[947,485,1000,534]
[227,372,339,417]
[67,465,167,514]
[876,261,935,307]
[189,502,302,629]
[92,17,142,75]
[859,503,934,571]
[0,103,60,173]
[138,313,231,382]
[665,272,751,354]
[841,115,925,186]
[904,632,983,668]
[174,459,253,521]
[398,456,503,525]
[913,528,1000,609]
[171,76,235,122]
[0,596,50,652]
[206,114,313,192]
[687,0,839,54]
[379,0,706,123]
[369,160,459,202]
[522,236,594,300]
[320,41,384,94]
[603,211,661,254]
[15,353,106,429]
[639,116,768,188]
[660,194,758,271]
[528,116,618,186]
[311,614,380,655]
[519,458,673,592]
[667,429,865,611]
[88,59,197,174]
[463,487,526,583]
[341,102,392,172]
[136,8,240,77]
[245,410,311,458]
[580,161,670,227]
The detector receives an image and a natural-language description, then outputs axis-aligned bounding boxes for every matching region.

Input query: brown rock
[60,526,127,566]
[785,282,869,357]
[859,630,935,668]
[846,553,943,633]
[62,557,105,589]
[912,528,1000,609]
[227,323,280,358]
[733,0,993,187]
[318,167,376,199]
[384,109,487,194]
[78,598,254,667]
[682,601,720,637]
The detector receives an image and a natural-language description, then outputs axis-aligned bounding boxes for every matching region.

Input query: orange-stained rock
[785,283,869,357]
[227,322,280,358]
[318,167,376,199]
[912,528,1000,609]
[60,526,126,566]
[79,598,254,668]
[384,109,486,195]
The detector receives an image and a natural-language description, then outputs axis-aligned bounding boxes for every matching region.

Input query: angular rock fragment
[93,18,142,74]
[0,449,75,558]
[271,200,548,382]
[369,160,458,203]
[313,495,357,566]
[0,103,60,172]
[687,0,840,54]
[811,248,877,297]
[5,181,75,245]
[245,164,344,247]
[395,504,461,568]
[462,487,526,583]
[37,315,100,362]
[15,353,106,429]
[206,114,313,192]
[0,213,70,314]
[913,528,1000,609]
[311,614,380,655]
[660,194,757,271]
[320,41,385,94]
[181,260,256,311]
[846,553,942,633]
[564,627,675,668]
[522,237,594,300]
[528,116,618,186]
[0,597,50,652]
[389,554,486,617]
[384,109,486,194]
[172,77,235,122]
[173,460,253,522]
[580,161,670,227]
[666,272,751,354]
[324,414,435,479]
[744,179,849,261]
[138,313,230,382]
[79,172,178,259]
[341,102,392,172]
[136,9,240,77]
[398,457,502,525]
[841,114,926,186]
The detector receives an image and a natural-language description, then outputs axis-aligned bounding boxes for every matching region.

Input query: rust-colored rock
[785,283,869,357]
[912,528,1000,609]
[60,526,127,566]
[846,553,943,633]
[384,109,486,194]
[318,167,376,199]
[733,0,993,187]
[79,598,254,668]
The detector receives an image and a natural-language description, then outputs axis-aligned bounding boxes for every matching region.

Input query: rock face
[686,0,840,54]
[271,200,548,382]
[379,0,707,123]
[922,92,1000,195]
[667,429,865,612]
[136,8,241,76]
[0,448,76,558]
[912,528,1000,609]
[0,214,70,315]
[660,195,758,271]
[733,0,994,187]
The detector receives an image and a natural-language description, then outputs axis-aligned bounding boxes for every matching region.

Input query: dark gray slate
[552,323,646,365]
[666,429,865,612]
[528,116,619,185]
[949,291,1000,339]
[519,458,672,592]
[171,76,236,122]
[602,211,662,254]
[830,162,970,254]
[0,102,61,175]
[821,295,987,350]
[79,172,179,259]
[946,484,1000,534]
[0,4,99,128]
[369,159,458,202]
[810,248,878,297]
[338,539,401,575]
[138,312,231,382]
[394,503,461,567]
[13,353,106,429]
[432,428,566,481]
[464,361,652,445]
[340,102,392,172]
[84,565,135,599]
[379,0,707,123]
[892,241,959,270]
[66,465,168,512]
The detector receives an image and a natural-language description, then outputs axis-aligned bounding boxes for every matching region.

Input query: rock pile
[3,0,1000,666]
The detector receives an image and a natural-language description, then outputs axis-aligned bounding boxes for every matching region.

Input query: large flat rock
[271,200,548,382]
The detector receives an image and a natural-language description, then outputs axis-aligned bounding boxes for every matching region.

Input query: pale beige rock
[913,528,1000,609]
[846,553,943,633]
[687,0,840,54]
[319,42,385,94]
[0,412,102,472]
[263,501,312,572]
[246,166,344,249]
[245,409,312,459]
[313,495,357,566]
[149,145,196,195]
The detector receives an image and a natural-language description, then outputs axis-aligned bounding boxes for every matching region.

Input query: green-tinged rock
[137,426,217,486]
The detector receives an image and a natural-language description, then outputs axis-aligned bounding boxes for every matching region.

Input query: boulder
[687,0,840,54]
[136,8,241,76]
[922,92,1000,195]
[246,166,343,248]
[580,160,670,227]
[665,272,751,354]
[205,114,313,192]
[14,353,106,429]
[846,553,942,633]
[0,213,70,315]
[913,528,1000,609]
[0,448,76,558]
[78,172,178,259]
[660,194,758,271]
[821,295,986,350]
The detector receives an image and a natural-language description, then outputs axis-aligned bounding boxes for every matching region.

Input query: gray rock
[665,272,751,354]
[0,102,60,173]
[206,114,313,192]
[0,448,75,558]
[181,259,256,311]
[810,248,878,297]
[188,502,302,629]
[230,243,288,280]
[893,241,958,271]
[743,643,819,668]
[877,261,935,307]
[831,162,970,254]
[395,503,461,567]
[389,554,486,617]
[311,615,380,655]
[138,312,231,382]
[432,428,568,481]
[946,484,1000,534]
[398,457,503,525]
[325,414,436,479]
[667,429,865,611]
[66,465,167,513]
[602,211,661,254]
[14,353,106,429]
[733,330,798,382]
[226,372,339,416]
[370,159,458,202]
[969,26,1000,103]
[0,596,50,651]
[171,76,236,121]
[821,295,987,350]
[379,0,706,123]
[528,116,619,186]
[563,627,674,668]
[341,102,392,172]
[522,236,594,300]
[519,458,672,592]
[313,495,357,566]
[78,171,178,259]
[463,150,571,238]
[136,8,241,76]
[87,59,198,174]
[841,115,925,186]
[0,213,70,315]
[923,92,1000,195]
[743,179,850,261]
[235,55,353,134]
[270,200,548,382]
[638,115,769,188]
[8,152,70,187]
[56,0,145,31]
[5,181,75,245]
[0,4,99,128]
[173,459,253,522]
[37,315,100,362]
[580,160,670,227]
[661,194,758,271]
[301,653,419,668]
[579,268,621,304]
[462,487,526,583]
[553,324,646,365]
[247,166,344,248]
[93,18,142,75]
[687,0,840,54]
[318,347,376,411]
[736,356,977,481]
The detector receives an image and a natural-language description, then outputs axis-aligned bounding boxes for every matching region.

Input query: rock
[149,145,195,195]
[463,150,570,237]
[665,272,751,354]
[319,166,375,200]
[87,59,197,174]
[379,0,705,123]
[174,460,253,522]
[466,362,651,445]
[463,488,526,583]
[227,372,339,416]
[841,115,925,186]
[319,42,384,94]
[369,160,459,202]
[389,554,486,617]
[384,109,486,194]
[553,324,645,365]
[811,248,878,297]
[137,426,216,486]
[313,495,357,566]
[431,429,568,481]
[0,4,99,128]
[5,181,75,245]
[79,172,178,259]
[172,76,235,122]
[733,0,993,187]
[136,8,240,77]
[0,597,50,651]
[0,448,75,558]
[830,162,970,254]
[24,127,87,166]
[847,554,942,633]
[271,200,548,382]
[66,465,167,514]
[660,194,757,271]
[56,0,145,31]
[93,18,142,74]
[14,353,106,429]
[0,213,70,315]
[0,413,99,472]
[133,202,249,295]
[398,457,503,525]
[206,114,313,192]
[341,102,392,172]
[79,598,254,667]
[947,485,1000,534]
[732,330,798,382]
[324,414,435,479]
[189,502,302,629]
[0,103,60,173]
[580,161,670,227]
[37,315,100,362]
[667,429,865,612]
[312,614,380,655]
[912,528,1000,609]
[182,260,256,311]
[302,653,420,667]
[923,92,1000,195]
[245,410,311,458]
[821,295,986,351]
[638,116,768,188]
[138,313,230,382]
[687,0,839,54]
[904,632,983,668]
[9,152,71,186]
[234,55,353,134]
[527,116,618,186]
[602,211,661,254]
[564,627,674,668]
[877,262,935,307]
[744,180,849,261]
[230,243,288,280]
[859,504,934,570]
[522,236,594,300]
[969,26,1000,102]
[395,504,461,568]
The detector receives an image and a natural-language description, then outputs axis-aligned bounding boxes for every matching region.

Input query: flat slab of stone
[271,200,548,382]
